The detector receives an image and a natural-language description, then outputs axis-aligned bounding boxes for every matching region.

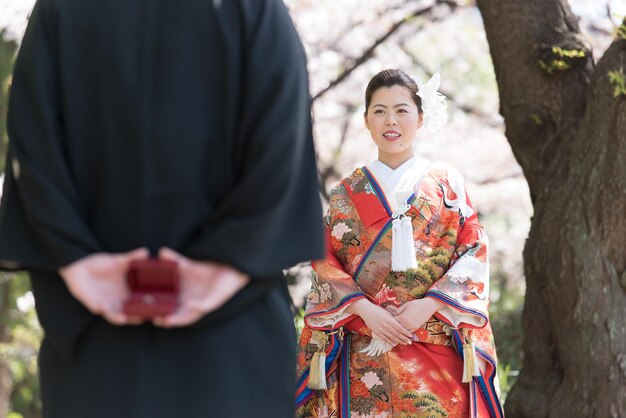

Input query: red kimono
[296,160,504,417]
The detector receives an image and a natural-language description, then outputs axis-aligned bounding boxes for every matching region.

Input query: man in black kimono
[0,0,324,417]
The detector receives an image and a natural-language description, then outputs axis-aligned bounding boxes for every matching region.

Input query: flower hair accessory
[414,73,448,134]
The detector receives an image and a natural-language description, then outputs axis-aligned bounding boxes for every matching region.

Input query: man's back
[0,1,323,417]
[1,0,322,273]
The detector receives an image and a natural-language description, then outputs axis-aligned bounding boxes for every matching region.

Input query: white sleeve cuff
[438,306,485,328]
[306,305,352,329]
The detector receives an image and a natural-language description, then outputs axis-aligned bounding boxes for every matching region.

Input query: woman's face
[364,85,423,162]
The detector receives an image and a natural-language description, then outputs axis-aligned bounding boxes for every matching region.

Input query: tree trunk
[477,0,626,416]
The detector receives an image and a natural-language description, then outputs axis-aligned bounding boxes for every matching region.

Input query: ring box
[122,259,179,318]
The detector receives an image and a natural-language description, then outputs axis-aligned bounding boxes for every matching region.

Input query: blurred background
[0,0,624,416]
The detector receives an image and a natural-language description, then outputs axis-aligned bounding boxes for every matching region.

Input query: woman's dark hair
[364,69,422,115]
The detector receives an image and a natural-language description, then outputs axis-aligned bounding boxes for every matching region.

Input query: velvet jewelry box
[123,259,180,318]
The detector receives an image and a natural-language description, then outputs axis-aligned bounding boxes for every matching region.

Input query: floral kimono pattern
[296,162,504,418]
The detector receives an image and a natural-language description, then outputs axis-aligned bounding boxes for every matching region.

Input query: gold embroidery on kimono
[296,160,504,418]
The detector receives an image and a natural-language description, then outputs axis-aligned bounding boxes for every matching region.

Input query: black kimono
[0,0,324,417]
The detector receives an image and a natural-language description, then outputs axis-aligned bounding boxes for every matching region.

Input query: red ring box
[122,259,179,318]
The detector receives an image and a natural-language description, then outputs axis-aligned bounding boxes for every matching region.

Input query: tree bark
[477,0,626,416]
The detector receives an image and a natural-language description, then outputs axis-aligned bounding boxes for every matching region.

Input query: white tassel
[472,342,480,376]
[391,218,404,271]
[391,199,418,272]
[401,216,418,270]
[462,341,480,383]
[307,351,328,390]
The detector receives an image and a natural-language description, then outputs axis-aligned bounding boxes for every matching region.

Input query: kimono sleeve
[0,0,101,270]
[303,206,366,330]
[425,169,490,329]
[185,0,324,277]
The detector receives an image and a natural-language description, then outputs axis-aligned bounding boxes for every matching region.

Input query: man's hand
[394,297,444,333]
[153,248,250,328]
[58,248,150,325]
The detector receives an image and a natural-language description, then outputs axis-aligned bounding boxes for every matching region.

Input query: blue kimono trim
[476,347,505,418]
[361,166,393,216]
[475,346,497,372]
[476,375,498,418]
[425,290,488,325]
[295,334,342,407]
[353,219,393,282]
[451,328,464,356]
[340,333,351,418]
[305,292,365,328]
[451,329,504,418]
[352,190,417,283]
[361,166,418,219]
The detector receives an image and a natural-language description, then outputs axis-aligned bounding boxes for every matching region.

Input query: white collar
[369,156,417,178]
[367,157,433,209]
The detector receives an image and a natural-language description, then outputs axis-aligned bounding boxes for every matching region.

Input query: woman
[295,69,503,418]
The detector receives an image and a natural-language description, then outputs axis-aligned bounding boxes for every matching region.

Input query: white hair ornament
[414,73,448,134]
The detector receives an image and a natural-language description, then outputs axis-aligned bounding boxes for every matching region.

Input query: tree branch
[311,0,459,103]
[396,40,502,126]
[317,104,357,202]
[305,2,411,55]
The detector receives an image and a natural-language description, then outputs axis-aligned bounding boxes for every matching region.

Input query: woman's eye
[398,108,408,113]
[374,109,384,114]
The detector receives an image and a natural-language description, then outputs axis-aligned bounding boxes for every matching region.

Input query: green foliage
[1,38,43,416]
[0,39,17,171]
[538,58,568,73]
[294,306,305,338]
[538,46,585,75]
[608,69,626,98]
[0,273,42,418]
[488,267,523,402]
[496,363,516,402]
[530,114,543,125]
[551,46,585,59]
[612,14,626,40]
